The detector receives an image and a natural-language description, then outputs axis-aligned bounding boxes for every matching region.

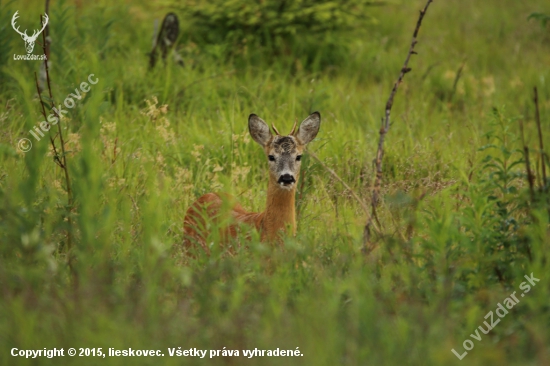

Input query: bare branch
[519,119,535,201]
[39,12,74,257]
[34,72,62,168]
[45,0,50,59]
[534,87,547,191]
[364,0,433,249]
[450,59,467,100]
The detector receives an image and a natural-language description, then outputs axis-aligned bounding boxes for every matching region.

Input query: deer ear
[295,112,321,145]
[248,114,272,146]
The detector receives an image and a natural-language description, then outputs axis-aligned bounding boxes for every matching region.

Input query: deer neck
[262,178,297,241]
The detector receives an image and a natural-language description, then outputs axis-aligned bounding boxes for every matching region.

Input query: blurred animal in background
[149,12,184,69]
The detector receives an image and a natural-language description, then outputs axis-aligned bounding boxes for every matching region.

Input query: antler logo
[11,11,48,54]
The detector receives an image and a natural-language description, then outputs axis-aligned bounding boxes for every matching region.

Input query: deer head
[11,11,48,54]
[248,112,321,191]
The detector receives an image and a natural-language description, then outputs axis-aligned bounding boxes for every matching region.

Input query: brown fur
[183,177,296,254]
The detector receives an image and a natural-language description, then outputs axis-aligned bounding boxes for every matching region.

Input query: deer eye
[268,155,275,162]
[296,155,302,161]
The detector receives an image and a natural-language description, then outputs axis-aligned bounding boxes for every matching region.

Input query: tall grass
[0,0,549,365]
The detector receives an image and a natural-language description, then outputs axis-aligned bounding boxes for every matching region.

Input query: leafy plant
[174,0,377,70]
[460,108,531,285]
[181,0,372,42]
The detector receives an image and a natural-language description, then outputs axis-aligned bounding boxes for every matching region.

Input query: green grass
[0,0,549,365]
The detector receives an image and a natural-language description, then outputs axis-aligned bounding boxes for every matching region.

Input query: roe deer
[183,112,321,254]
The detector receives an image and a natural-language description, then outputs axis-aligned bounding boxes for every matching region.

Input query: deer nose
[278,174,296,185]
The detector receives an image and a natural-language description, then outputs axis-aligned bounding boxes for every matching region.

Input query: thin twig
[309,151,381,236]
[519,119,535,201]
[34,72,63,168]
[45,0,50,59]
[450,59,466,100]
[40,13,73,255]
[372,0,433,207]
[365,0,433,249]
[112,137,118,164]
[41,14,71,205]
[534,87,547,191]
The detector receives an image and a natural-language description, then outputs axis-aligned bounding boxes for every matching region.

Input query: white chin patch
[279,182,294,190]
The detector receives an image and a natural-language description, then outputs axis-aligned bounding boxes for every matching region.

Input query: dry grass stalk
[308,151,381,236]
[519,119,535,201]
[364,0,434,251]
[35,9,75,264]
[533,87,547,191]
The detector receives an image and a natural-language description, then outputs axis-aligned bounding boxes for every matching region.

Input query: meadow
[0,0,549,365]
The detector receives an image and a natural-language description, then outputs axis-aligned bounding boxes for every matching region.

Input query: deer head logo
[11,11,48,54]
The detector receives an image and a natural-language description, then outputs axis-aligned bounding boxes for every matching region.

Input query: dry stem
[519,119,535,201]
[534,87,547,191]
[364,0,433,249]
[39,12,74,256]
